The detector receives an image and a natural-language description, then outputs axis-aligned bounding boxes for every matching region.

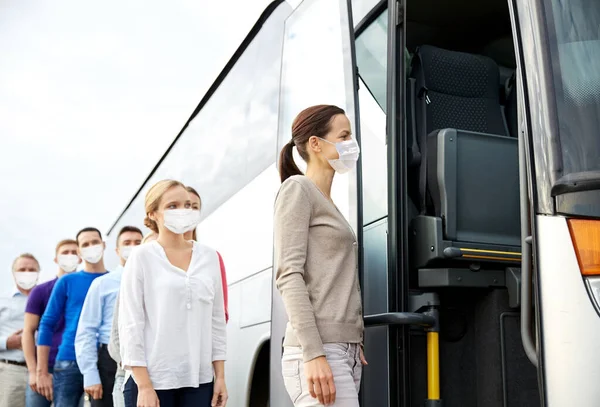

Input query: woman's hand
[137,385,160,407]
[304,356,336,405]
[360,346,368,365]
[211,376,228,406]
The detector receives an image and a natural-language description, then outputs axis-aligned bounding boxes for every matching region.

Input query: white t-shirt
[118,240,226,390]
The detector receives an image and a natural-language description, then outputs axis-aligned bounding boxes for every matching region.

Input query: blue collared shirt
[75,266,121,387]
[0,288,28,362]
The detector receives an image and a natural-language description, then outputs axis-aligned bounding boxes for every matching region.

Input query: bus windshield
[544,0,600,178]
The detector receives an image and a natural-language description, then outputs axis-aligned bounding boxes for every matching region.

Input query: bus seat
[426,129,520,246]
[412,45,508,137]
[408,45,521,274]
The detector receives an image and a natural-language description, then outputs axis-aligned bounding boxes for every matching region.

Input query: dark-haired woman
[275,104,367,406]
[184,185,229,323]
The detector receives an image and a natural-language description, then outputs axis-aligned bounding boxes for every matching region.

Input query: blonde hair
[12,253,40,271]
[55,239,77,255]
[144,179,186,233]
[142,231,158,244]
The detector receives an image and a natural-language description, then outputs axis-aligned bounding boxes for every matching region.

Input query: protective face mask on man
[57,254,79,273]
[119,245,134,261]
[319,137,360,174]
[81,244,104,264]
[14,272,39,290]
[163,209,200,235]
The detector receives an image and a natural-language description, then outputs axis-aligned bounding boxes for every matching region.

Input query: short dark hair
[117,226,143,244]
[76,227,102,245]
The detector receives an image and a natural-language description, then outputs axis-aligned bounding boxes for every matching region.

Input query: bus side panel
[269,274,293,406]
[536,215,600,405]
[226,275,271,407]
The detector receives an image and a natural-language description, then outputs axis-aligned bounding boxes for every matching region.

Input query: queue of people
[1,104,365,407]
[0,181,229,407]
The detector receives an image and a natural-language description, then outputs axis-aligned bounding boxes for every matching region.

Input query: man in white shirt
[0,253,40,407]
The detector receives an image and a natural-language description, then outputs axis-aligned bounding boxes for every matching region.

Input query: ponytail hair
[278,104,345,183]
[278,141,303,183]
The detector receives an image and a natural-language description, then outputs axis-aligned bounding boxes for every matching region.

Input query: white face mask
[119,245,134,261]
[57,254,80,273]
[319,138,360,174]
[163,209,199,235]
[14,272,39,290]
[81,244,104,264]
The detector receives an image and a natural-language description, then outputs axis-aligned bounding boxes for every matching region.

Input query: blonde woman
[119,179,227,407]
[184,186,229,323]
[275,105,366,406]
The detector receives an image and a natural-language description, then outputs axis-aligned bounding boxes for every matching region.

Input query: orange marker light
[567,219,600,276]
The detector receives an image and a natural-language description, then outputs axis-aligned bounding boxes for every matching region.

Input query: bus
[106,0,600,405]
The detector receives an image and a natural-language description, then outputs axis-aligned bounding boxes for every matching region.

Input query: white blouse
[118,241,226,390]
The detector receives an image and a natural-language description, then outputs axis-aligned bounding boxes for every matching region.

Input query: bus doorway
[355,0,541,405]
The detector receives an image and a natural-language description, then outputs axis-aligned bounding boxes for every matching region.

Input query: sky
[0,0,272,288]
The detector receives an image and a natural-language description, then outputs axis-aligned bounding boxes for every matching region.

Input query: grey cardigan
[274,176,364,362]
[108,293,124,377]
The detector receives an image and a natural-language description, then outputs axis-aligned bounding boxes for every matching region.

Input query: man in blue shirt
[37,227,108,407]
[75,226,142,407]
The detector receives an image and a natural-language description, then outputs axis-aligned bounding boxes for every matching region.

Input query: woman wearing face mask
[119,179,227,407]
[275,105,366,407]
[184,186,229,323]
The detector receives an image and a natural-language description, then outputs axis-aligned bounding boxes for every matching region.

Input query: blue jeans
[26,367,52,407]
[124,376,214,407]
[53,360,84,407]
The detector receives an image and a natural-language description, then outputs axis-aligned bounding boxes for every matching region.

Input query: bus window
[544,0,600,175]
[541,0,600,219]
[276,0,359,228]
[355,9,387,111]
[355,9,388,224]
[352,0,384,26]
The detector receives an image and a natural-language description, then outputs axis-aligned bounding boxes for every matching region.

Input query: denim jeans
[26,367,52,407]
[53,360,84,407]
[124,376,214,407]
[282,343,362,407]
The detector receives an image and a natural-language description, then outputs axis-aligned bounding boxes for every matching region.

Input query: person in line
[75,226,143,407]
[0,253,41,407]
[37,227,109,406]
[275,105,367,406]
[23,239,80,407]
[108,231,156,407]
[184,186,229,323]
[119,179,227,407]
[141,232,157,244]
